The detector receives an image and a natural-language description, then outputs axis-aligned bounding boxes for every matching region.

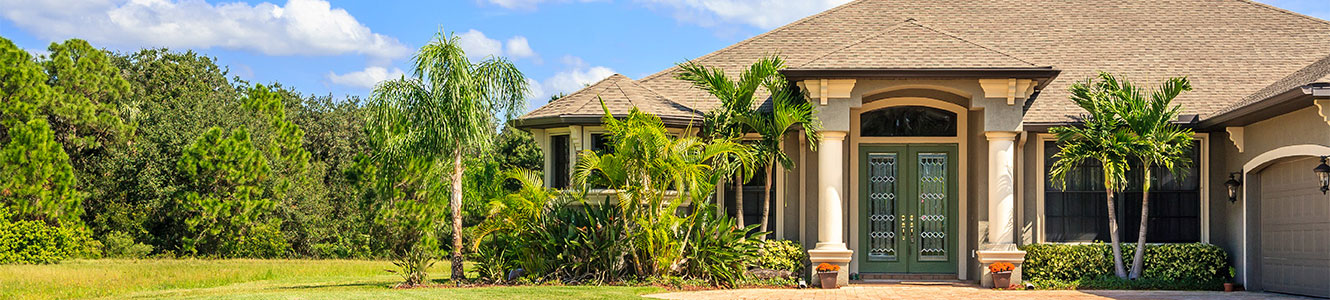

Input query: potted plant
[1224,266,1237,292]
[989,262,1015,289]
[816,263,840,289]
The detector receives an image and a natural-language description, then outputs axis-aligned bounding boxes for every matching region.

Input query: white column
[816,131,848,249]
[986,131,1018,244]
[808,131,852,286]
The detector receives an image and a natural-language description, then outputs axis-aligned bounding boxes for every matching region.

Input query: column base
[976,243,1026,288]
[808,245,853,287]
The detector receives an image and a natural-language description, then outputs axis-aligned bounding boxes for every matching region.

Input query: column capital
[821,131,848,141]
[984,131,1020,141]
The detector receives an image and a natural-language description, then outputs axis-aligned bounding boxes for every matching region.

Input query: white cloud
[456,29,504,60]
[481,0,603,11]
[520,55,615,109]
[638,0,852,29]
[543,66,615,97]
[327,66,404,89]
[0,0,409,61]
[505,36,536,59]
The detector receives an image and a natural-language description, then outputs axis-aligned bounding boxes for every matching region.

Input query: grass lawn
[0,259,663,300]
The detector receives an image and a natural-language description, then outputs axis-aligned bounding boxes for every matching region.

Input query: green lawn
[0,259,663,300]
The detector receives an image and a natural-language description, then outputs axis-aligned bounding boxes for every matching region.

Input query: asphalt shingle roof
[522,0,1330,124]
[522,74,698,120]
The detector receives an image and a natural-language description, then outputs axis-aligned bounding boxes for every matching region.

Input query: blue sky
[1,0,1326,112]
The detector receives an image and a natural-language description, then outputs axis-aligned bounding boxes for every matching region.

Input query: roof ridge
[1233,0,1330,27]
[637,0,867,83]
[793,21,915,69]
[569,75,623,115]
[909,21,1041,67]
[611,78,639,110]
[1212,53,1330,116]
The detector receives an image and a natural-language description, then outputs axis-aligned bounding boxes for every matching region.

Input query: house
[512,0,1330,296]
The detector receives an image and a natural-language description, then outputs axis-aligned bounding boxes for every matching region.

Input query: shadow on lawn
[276,281,389,290]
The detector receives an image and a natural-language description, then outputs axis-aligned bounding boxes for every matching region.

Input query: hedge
[0,208,99,264]
[1020,243,1230,290]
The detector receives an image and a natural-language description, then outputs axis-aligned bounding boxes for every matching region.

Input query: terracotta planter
[818,271,838,289]
[992,271,1012,289]
[1224,283,1234,292]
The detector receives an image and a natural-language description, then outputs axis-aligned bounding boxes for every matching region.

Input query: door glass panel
[917,153,948,261]
[867,153,899,261]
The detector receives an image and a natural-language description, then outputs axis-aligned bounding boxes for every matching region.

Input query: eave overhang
[511,114,703,130]
[1198,83,1330,129]
[780,67,1062,91]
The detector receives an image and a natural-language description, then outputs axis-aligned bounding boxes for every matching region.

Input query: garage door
[1259,157,1330,298]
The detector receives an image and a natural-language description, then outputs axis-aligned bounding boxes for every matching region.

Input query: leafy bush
[100,231,153,259]
[1021,243,1230,290]
[0,208,98,264]
[678,208,762,286]
[750,239,807,274]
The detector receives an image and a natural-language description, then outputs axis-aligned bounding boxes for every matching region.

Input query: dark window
[859,106,957,137]
[724,164,774,229]
[1043,140,1202,243]
[590,133,613,155]
[551,135,570,189]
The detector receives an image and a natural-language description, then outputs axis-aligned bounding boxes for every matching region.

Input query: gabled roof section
[519,74,699,126]
[794,21,1040,70]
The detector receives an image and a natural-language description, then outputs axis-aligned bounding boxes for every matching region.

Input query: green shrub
[750,239,807,274]
[0,208,98,264]
[100,231,153,258]
[1020,243,1230,290]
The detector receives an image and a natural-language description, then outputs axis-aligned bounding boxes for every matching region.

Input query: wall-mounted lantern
[1315,156,1330,195]
[1224,172,1242,203]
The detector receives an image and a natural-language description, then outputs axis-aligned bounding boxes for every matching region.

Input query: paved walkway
[643,282,1313,300]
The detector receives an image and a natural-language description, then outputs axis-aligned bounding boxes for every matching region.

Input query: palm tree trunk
[758,162,775,239]
[450,148,465,282]
[1130,169,1151,279]
[734,171,745,228]
[1105,190,1128,278]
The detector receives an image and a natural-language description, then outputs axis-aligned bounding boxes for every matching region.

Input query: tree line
[0,36,541,259]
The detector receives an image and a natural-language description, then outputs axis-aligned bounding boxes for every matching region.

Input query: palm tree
[1107,74,1194,279]
[367,30,528,282]
[743,71,820,237]
[676,56,783,227]
[1048,74,1136,279]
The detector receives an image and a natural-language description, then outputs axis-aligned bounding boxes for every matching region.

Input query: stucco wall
[1212,106,1330,285]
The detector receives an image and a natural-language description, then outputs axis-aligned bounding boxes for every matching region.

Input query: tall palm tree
[676,56,783,227]
[1107,74,1194,279]
[1048,74,1136,279]
[743,71,820,237]
[367,30,528,282]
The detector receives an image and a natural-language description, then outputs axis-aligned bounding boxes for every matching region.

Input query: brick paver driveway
[643,282,1313,300]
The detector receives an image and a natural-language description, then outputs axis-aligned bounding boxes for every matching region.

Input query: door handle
[909,214,915,239]
[900,214,907,240]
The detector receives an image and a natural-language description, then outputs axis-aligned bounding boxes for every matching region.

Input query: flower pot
[992,271,1012,289]
[818,271,839,289]
[1224,283,1234,292]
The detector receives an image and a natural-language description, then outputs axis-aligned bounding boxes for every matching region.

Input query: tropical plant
[677,206,762,286]
[1048,75,1137,279]
[742,63,820,236]
[676,56,784,226]
[573,101,753,277]
[366,29,528,282]
[1104,73,1195,279]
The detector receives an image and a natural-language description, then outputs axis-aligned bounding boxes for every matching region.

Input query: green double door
[858,144,958,274]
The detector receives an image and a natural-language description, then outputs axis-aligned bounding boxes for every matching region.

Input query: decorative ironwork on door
[867,153,898,261]
[916,153,948,261]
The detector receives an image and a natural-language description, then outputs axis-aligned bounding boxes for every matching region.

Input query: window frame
[1034,133,1210,244]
